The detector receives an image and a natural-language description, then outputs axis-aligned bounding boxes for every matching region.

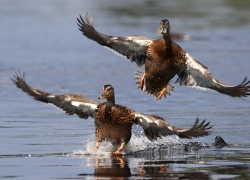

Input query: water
[1,0,250,179]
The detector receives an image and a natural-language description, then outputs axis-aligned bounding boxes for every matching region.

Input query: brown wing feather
[176,53,250,97]
[134,113,212,141]
[77,12,151,67]
[111,105,135,125]
[11,71,98,119]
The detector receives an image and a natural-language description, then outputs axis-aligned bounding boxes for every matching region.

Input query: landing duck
[12,72,212,154]
[77,13,250,100]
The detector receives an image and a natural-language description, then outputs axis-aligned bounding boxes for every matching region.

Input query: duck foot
[140,72,146,90]
[111,151,123,157]
[94,141,99,150]
[111,142,125,156]
[95,158,99,166]
[156,83,175,100]
[156,87,167,100]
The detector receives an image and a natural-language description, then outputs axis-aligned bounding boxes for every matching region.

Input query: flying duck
[12,72,212,154]
[77,13,250,100]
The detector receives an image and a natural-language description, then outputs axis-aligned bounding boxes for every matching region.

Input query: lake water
[0,0,250,179]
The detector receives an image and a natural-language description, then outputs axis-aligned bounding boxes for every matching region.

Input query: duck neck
[106,96,115,107]
[163,31,171,49]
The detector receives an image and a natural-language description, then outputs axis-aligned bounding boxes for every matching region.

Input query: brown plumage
[11,72,212,154]
[77,12,250,100]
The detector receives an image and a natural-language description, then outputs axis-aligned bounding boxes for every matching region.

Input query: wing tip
[178,118,212,139]
[11,70,26,88]
[222,76,250,98]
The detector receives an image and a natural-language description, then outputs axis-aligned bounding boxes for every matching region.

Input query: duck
[77,12,250,100]
[214,135,228,148]
[12,72,212,154]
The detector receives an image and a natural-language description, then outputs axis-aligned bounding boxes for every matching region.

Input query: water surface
[0,0,250,179]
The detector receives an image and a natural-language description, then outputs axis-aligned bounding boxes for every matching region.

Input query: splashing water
[72,132,192,157]
[124,132,185,153]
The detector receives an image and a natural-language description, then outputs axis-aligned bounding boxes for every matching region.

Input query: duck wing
[11,72,98,119]
[176,53,250,97]
[77,12,152,67]
[134,113,212,141]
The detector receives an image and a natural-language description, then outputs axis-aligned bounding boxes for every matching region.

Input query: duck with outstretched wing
[12,72,212,154]
[77,12,250,100]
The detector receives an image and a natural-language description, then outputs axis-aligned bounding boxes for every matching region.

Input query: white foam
[72,133,186,157]
[72,140,116,157]
[124,133,185,153]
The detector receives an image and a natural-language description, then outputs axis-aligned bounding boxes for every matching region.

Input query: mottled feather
[77,13,250,99]
[134,113,211,141]
[77,12,151,67]
[175,54,250,97]
[12,72,212,153]
[11,72,98,119]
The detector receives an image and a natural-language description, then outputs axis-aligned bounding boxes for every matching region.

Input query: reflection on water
[138,161,210,179]
[93,157,131,178]
[75,145,250,179]
[78,157,131,179]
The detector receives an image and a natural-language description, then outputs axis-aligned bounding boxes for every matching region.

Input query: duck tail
[134,70,175,99]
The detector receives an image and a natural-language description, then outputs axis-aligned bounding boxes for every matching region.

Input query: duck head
[159,19,170,34]
[98,85,115,104]
[214,135,228,148]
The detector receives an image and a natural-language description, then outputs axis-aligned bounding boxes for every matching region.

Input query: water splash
[124,132,185,153]
[72,133,190,157]
[72,139,114,157]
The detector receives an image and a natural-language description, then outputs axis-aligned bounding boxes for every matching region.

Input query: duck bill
[160,28,167,34]
[160,26,169,34]
[97,94,106,99]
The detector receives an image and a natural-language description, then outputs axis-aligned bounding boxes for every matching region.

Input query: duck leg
[116,156,124,165]
[95,158,99,166]
[156,82,175,100]
[112,142,125,155]
[156,83,168,100]
[139,163,145,174]
[140,72,146,90]
[156,83,175,100]
[94,141,100,150]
